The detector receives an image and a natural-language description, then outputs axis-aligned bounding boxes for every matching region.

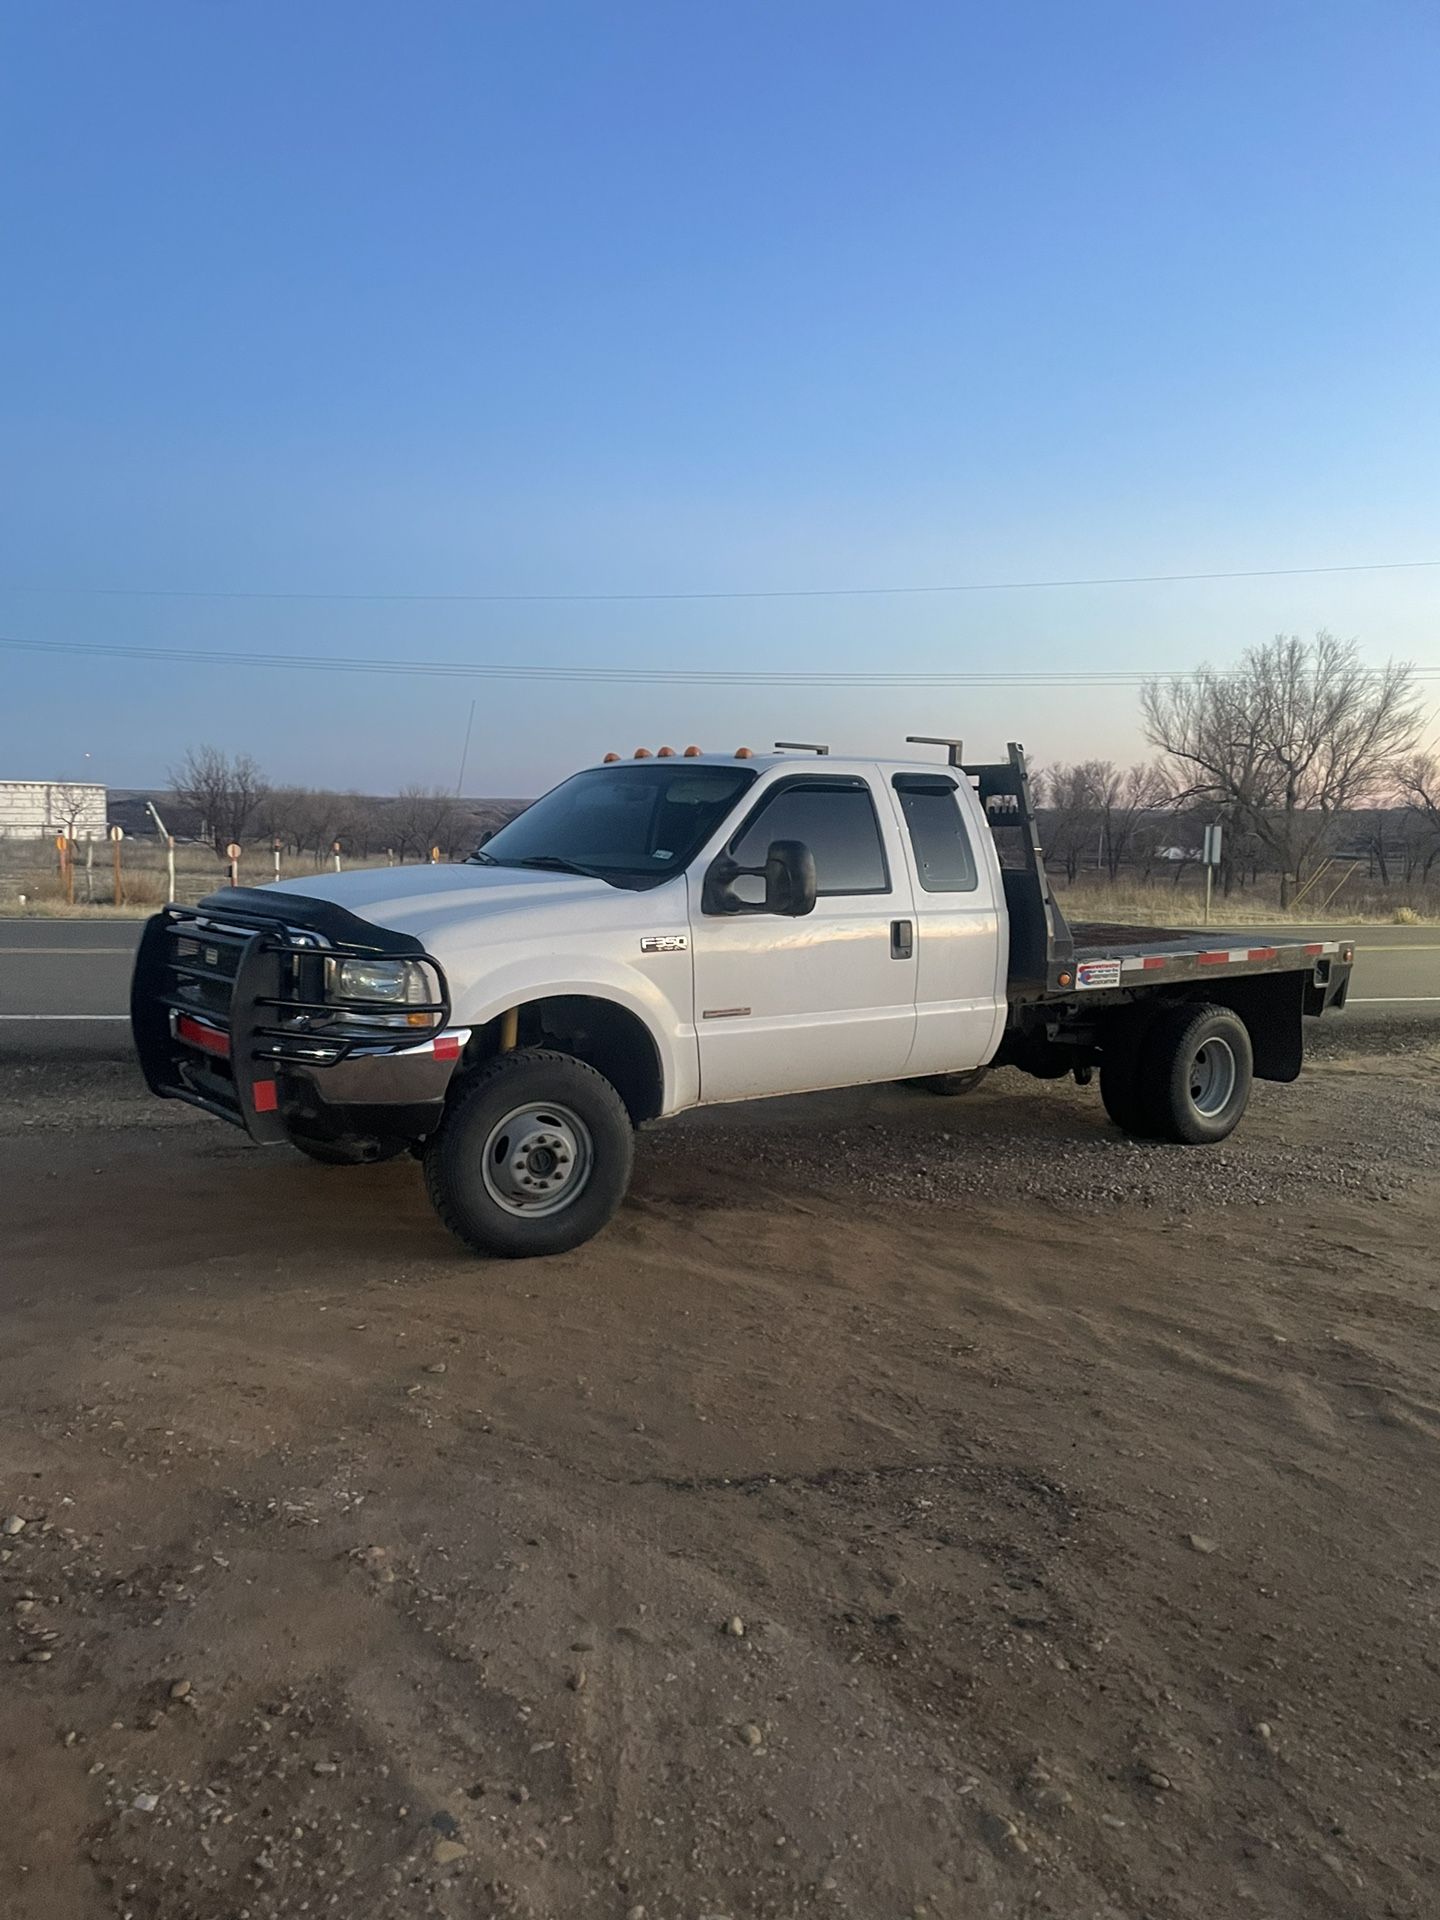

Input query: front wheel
[424,1049,635,1258]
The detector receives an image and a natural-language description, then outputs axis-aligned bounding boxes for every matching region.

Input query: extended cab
[131,744,1353,1257]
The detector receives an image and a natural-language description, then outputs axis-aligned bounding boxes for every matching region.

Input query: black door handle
[891,919,914,959]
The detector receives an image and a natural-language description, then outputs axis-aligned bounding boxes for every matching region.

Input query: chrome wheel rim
[481,1102,593,1218]
[1188,1036,1237,1116]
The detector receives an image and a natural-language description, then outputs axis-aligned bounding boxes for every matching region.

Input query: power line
[3,556,1440,605]
[4,633,1438,688]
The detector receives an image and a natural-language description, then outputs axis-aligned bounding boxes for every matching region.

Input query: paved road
[1,916,1437,1062]
[0,919,145,1056]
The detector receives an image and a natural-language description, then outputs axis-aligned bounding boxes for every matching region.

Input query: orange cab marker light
[657,745,676,757]
[735,746,754,758]
[602,751,621,763]
[1058,972,1072,987]
[683,745,702,757]
[634,747,653,758]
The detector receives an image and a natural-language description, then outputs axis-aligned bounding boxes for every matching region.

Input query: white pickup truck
[132,742,1353,1258]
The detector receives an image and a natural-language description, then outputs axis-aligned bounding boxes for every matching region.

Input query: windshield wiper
[504,854,612,880]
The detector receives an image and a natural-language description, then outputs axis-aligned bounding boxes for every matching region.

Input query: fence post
[272,836,282,883]
[109,824,125,906]
[333,840,342,873]
[167,834,176,904]
[226,840,241,887]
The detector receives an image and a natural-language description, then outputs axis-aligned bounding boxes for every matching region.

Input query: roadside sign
[1202,823,1223,926]
[55,833,68,852]
[225,841,243,861]
[109,824,124,843]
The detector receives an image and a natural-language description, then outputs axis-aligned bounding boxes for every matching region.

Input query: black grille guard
[131,888,450,1143]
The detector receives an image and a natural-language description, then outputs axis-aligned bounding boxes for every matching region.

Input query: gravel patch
[654,1051,1440,1217]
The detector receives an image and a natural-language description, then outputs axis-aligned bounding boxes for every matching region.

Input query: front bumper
[131,890,468,1146]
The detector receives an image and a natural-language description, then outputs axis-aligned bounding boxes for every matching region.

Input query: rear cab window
[892,775,978,893]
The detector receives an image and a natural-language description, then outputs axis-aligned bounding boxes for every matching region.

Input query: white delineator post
[146,801,177,903]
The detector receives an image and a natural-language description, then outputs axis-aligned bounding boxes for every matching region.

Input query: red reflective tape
[1198,950,1232,965]
[1142,955,1167,970]
[252,1079,278,1113]
[432,1035,462,1062]
[176,1015,230,1058]
[1248,947,1278,962]
[1305,944,1324,955]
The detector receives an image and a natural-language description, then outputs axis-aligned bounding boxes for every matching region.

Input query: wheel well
[475,995,664,1123]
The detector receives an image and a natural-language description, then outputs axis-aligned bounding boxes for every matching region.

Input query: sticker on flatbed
[1075,959,1123,990]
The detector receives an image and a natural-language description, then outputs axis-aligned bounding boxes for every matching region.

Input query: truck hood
[264,862,641,947]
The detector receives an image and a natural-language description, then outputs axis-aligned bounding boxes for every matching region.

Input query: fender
[452,956,699,1115]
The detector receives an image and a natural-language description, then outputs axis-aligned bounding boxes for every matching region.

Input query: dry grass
[1056,878,1440,927]
[0,839,441,914]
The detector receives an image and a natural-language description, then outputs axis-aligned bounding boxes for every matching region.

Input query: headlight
[322,957,442,1030]
[326,957,432,1004]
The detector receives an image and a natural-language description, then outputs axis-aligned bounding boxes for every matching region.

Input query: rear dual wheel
[1100,1003,1253,1145]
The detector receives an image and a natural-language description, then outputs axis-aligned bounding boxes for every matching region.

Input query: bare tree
[1142,633,1422,905]
[1090,760,1171,881]
[389,784,461,861]
[49,782,98,843]
[1040,762,1106,882]
[1398,752,1440,882]
[169,746,269,853]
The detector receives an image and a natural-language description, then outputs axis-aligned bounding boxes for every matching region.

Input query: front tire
[424,1049,634,1258]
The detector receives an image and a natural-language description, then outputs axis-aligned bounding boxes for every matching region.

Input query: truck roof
[588,750,964,776]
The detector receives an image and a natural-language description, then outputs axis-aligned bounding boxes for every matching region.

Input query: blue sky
[2,1,1438,794]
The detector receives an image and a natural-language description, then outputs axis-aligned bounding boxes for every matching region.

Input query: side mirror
[763,838,817,916]
[702,838,817,916]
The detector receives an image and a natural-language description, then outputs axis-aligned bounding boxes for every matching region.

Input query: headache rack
[960,743,1075,994]
[130,888,447,1142]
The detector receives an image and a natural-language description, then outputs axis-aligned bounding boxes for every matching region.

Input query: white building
[0,779,108,841]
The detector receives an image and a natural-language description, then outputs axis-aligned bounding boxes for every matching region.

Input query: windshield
[473,762,757,888]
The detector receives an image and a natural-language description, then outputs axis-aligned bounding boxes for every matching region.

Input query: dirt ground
[2,1035,1438,1920]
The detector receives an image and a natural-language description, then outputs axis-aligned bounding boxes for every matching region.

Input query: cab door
[687,771,917,1102]
[886,772,1007,1075]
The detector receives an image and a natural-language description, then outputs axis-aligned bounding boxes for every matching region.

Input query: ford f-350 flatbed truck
[131,743,1353,1258]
